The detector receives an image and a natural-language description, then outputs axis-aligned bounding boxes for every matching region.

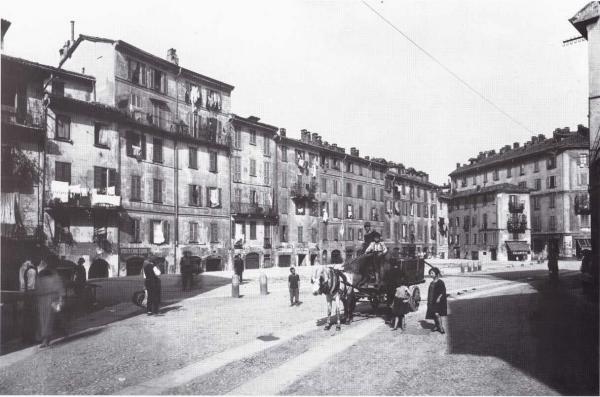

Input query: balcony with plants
[290,181,318,201]
[508,200,525,213]
[231,201,277,219]
[574,194,590,215]
[507,214,527,234]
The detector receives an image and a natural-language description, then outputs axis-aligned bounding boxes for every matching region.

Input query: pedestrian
[425,267,447,334]
[234,254,244,284]
[73,257,87,312]
[391,285,411,331]
[19,258,37,343]
[180,251,193,291]
[35,259,66,347]
[360,222,377,254]
[143,259,161,315]
[548,240,559,280]
[288,267,300,306]
[365,233,387,287]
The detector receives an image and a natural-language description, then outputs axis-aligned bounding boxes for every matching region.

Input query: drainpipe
[174,67,182,274]
[341,154,347,259]
[117,119,121,277]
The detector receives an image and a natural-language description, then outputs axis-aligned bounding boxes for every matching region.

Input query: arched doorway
[205,257,222,272]
[245,253,260,269]
[126,257,144,276]
[89,258,109,279]
[331,250,343,264]
[322,250,328,265]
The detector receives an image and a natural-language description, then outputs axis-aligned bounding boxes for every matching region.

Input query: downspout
[341,154,347,259]
[41,95,49,248]
[174,67,182,274]
[228,120,233,271]
[117,118,121,277]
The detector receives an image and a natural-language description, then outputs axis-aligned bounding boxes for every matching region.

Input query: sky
[2,0,590,185]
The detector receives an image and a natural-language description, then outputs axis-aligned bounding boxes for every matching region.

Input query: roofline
[569,1,600,39]
[231,114,278,134]
[59,34,235,92]
[2,54,95,82]
[449,183,531,199]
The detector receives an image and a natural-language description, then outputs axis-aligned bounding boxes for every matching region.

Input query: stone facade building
[59,35,234,274]
[449,127,590,259]
[230,115,278,269]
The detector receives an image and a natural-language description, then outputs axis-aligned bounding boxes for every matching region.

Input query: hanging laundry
[153,221,165,244]
[311,164,317,177]
[267,192,273,206]
[107,186,116,195]
[339,225,345,239]
[51,181,69,203]
[297,158,306,169]
[80,188,89,197]
[98,128,110,147]
[322,209,329,223]
[1,193,16,225]
[190,86,201,107]
[209,188,220,208]
[69,185,81,198]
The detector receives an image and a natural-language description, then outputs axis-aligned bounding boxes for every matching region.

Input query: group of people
[17,256,87,348]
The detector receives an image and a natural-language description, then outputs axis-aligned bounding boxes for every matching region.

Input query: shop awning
[576,239,592,250]
[505,241,530,255]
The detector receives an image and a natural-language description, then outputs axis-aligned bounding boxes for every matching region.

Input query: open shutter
[149,221,154,244]
[218,188,222,208]
[163,221,170,244]
[188,185,194,205]
[141,134,146,159]
[94,167,103,190]
[206,186,210,207]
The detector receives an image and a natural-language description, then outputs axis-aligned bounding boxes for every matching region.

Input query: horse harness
[319,267,351,300]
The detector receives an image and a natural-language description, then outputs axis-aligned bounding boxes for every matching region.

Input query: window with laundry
[126,131,146,159]
[206,187,222,208]
[206,90,222,111]
[185,82,202,108]
[150,219,169,245]
[128,60,147,86]
[94,123,110,148]
[94,166,118,195]
[346,204,353,219]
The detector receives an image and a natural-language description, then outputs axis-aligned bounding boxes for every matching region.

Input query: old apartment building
[58,33,234,274]
[449,126,590,259]
[384,164,439,258]
[230,115,278,269]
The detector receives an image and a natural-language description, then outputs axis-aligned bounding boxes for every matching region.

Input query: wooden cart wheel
[370,297,380,310]
[409,286,421,311]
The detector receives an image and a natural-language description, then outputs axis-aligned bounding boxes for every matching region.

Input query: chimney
[489,150,496,155]
[456,162,461,169]
[70,20,75,42]
[316,135,322,145]
[350,147,359,157]
[300,129,309,142]
[332,143,337,149]
[365,156,370,161]
[538,134,546,141]
[311,132,318,143]
[577,125,588,136]
[279,128,286,137]
[323,141,328,147]
[531,136,538,144]
[167,48,179,65]
[513,142,519,149]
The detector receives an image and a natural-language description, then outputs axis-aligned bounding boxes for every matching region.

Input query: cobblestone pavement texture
[0,260,593,395]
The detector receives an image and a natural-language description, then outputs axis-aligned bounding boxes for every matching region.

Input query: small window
[357,185,363,198]
[549,193,555,208]
[126,131,145,159]
[333,180,339,195]
[55,161,71,183]
[56,115,71,141]
[94,166,118,195]
[493,169,499,181]
[321,177,327,193]
[206,187,222,208]
[189,147,197,169]
[547,156,556,170]
[189,184,202,206]
[250,222,257,240]
[263,161,271,185]
[150,219,169,244]
[153,179,163,203]
[346,182,352,197]
[506,167,512,178]
[250,159,256,176]
[131,175,142,201]
[518,181,527,189]
[249,130,257,145]
[281,225,288,242]
[233,157,241,183]
[533,161,539,173]
[263,136,270,156]
[546,176,556,189]
[281,146,288,162]
[209,151,218,173]
[210,222,219,242]
[579,153,589,167]
[189,222,199,243]
[94,123,109,147]
[131,218,141,243]
[153,138,163,163]
[233,128,242,150]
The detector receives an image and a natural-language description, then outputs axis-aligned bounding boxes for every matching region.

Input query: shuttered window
[209,151,218,173]
[189,147,197,169]
[56,115,71,140]
[153,179,162,203]
[233,157,241,182]
[55,161,71,183]
[131,175,141,201]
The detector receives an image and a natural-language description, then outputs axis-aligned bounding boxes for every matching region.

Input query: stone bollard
[460,264,465,273]
[232,274,240,298]
[259,272,268,295]
[467,263,472,272]
[478,262,482,271]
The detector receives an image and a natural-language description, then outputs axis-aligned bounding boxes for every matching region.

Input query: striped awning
[576,239,592,250]
[505,241,530,255]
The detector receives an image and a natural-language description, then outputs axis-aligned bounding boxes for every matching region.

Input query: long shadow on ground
[447,270,598,395]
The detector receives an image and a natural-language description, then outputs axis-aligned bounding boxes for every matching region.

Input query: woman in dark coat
[143,259,161,315]
[426,267,447,334]
[35,260,66,347]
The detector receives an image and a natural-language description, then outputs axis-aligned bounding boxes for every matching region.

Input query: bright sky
[2,0,590,185]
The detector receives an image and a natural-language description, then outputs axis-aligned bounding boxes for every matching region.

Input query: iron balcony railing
[290,181,318,200]
[231,201,276,218]
[509,201,525,213]
[1,101,45,129]
[507,214,527,234]
[574,194,591,215]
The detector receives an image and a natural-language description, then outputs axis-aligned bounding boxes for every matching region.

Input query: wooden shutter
[94,167,103,189]
[109,169,118,194]
[206,186,210,207]
[141,134,146,159]
[218,188,222,207]
[163,221,170,243]
[149,221,154,244]
[188,185,194,205]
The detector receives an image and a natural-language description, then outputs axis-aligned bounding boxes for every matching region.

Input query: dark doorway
[297,254,306,267]
[205,257,222,272]
[89,258,109,279]
[278,255,291,267]
[491,248,497,261]
[310,254,317,266]
[126,257,144,276]
[246,252,260,269]
[331,250,343,264]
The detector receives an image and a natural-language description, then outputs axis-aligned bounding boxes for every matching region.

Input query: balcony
[2,100,45,130]
[574,194,591,215]
[231,201,277,219]
[47,181,121,211]
[507,214,527,234]
[290,181,317,201]
[509,200,525,213]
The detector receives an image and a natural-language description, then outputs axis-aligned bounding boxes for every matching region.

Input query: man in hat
[180,251,193,291]
[361,222,378,254]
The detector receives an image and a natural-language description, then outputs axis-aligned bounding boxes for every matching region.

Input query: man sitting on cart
[364,233,388,288]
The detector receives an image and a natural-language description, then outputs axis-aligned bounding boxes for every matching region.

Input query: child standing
[288,267,300,306]
[391,285,411,331]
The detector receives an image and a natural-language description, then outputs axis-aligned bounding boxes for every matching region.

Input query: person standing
[35,259,66,347]
[391,285,411,331]
[19,258,37,343]
[234,254,244,284]
[365,233,388,287]
[548,239,559,280]
[426,267,447,334]
[361,222,377,253]
[73,258,87,312]
[143,259,161,315]
[288,267,300,306]
[180,251,193,291]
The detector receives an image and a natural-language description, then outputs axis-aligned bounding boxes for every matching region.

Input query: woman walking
[426,267,447,334]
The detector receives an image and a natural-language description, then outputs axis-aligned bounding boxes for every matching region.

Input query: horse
[311,265,356,330]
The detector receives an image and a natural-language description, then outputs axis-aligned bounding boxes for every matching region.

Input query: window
[371,207,378,221]
[209,151,218,173]
[94,123,109,147]
[232,156,241,183]
[206,187,222,208]
[281,146,288,162]
[346,183,352,197]
[94,166,118,195]
[249,222,257,240]
[126,131,145,159]
[210,222,219,242]
[461,177,467,187]
[250,129,256,145]
[250,159,256,176]
[249,189,257,205]
[546,176,556,189]
[128,60,147,86]
[321,177,327,193]
[535,179,541,191]
[264,161,271,185]
[150,219,169,244]
[507,167,512,178]
[233,128,242,150]
[333,202,339,219]
[153,138,163,163]
[493,169,499,181]
[579,153,589,167]
[519,164,525,176]
[280,193,288,214]
[55,161,71,183]
[372,187,377,200]
[153,179,163,203]
[131,175,141,201]
[281,171,287,188]
[357,185,363,198]
[346,161,353,173]
[533,161,539,173]
[263,136,270,156]
[416,203,421,217]
[333,180,339,195]
[297,226,303,243]
[281,225,288,242]
[380,189,384,202]
[56,115,71,141]
[547,156,556,170]
[579,173,588,186]
[533,196,540,210]
[189,185,202,206]
[402,223,407,240]
[549,216,556,231]
[312,228,318,243]
[346,204,354,219]
[581,214,591,228]
[189,147,198,169]
[532,215,541,232]
[358,205,364,220]
[51,80,65,97]
[150,68,166,93]
[518,181,527,189]
[131,218,141,243]
[473,233,477,245]
[549,193,555,208]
